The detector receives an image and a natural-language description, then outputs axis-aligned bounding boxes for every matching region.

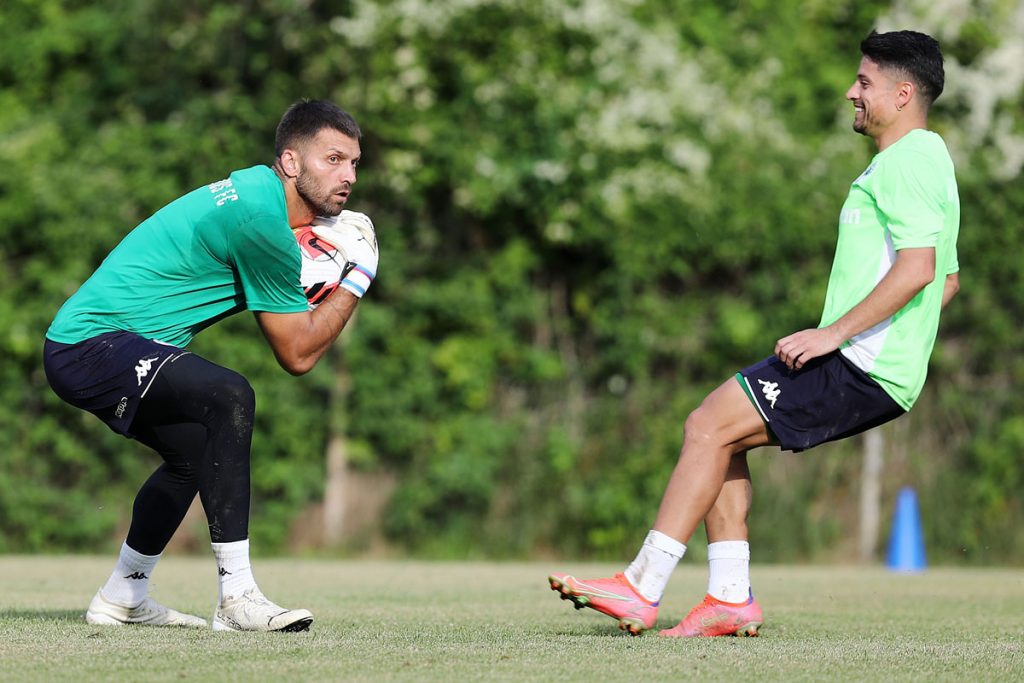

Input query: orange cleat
[548,572,658,635]
[658,592,762,638]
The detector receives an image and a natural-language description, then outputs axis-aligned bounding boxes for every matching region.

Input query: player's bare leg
[657,395,766,638]
[652,379,769,543]
[705,453,753,543]
[549,379,768,634]
[700,453,757,607]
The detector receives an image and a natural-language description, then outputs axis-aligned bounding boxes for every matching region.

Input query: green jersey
[820,129,960,410]
[47,165,308,348]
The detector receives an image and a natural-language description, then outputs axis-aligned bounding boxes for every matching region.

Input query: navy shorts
[43,332,191,437]
[736,351,905,453]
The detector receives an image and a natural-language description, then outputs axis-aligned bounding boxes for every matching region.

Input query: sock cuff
[121,541,161,566]
[211,538,250,560]
[708,540,750,561]
[646,530,687,558]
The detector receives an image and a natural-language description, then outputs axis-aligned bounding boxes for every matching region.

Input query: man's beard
[852,106,873,136]
[296,172,345,217]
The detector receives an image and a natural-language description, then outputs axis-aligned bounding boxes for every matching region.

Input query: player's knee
[682,405,709,441]
[209,372,256,423]
[682,403,725,448]
[163,459,199,486]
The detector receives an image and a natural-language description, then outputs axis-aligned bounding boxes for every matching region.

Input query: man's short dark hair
[274,100,361,156]
[860,30,945,106]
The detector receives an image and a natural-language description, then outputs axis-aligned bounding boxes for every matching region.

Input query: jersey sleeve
[227,215,309,313]
[874,150,947,250]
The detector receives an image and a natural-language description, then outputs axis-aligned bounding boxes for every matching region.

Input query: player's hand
[312,211,379,298]
[336,210,377,250]
[775,327,843,370]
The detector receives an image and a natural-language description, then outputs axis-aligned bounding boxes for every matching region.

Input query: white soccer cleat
[85,590,208,628]
[212,587,313,632]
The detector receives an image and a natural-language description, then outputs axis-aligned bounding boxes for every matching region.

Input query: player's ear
[278,148,301,179]
[896,80,915,111]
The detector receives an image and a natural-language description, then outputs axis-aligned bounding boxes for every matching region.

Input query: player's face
[845,57,901,138]
[294,128,361,217]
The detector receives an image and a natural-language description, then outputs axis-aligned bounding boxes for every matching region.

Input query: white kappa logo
[135,356,159,386]
[757,379,781,409]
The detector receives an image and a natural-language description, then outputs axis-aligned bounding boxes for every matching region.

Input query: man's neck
[874,116,928,152]
[272,162,315,227]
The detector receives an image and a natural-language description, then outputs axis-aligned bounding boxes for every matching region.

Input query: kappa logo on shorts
[757,379,781,409]
[135,356,159,386]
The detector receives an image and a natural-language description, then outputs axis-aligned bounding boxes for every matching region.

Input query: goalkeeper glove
[311,210,379,298]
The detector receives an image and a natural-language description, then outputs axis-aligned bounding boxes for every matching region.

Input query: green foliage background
[1,0,1021,562]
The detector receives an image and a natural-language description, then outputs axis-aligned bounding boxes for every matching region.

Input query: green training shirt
[820,129,960,410]
[47,165,309,348]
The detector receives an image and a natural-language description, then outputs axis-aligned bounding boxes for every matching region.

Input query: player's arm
[242,211,378,376]
[255,292,359,375]
[941,272,959,308]
[776,246,936,369]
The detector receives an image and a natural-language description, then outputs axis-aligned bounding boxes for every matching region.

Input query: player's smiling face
[294,128,361,217]
[845,57,900,138]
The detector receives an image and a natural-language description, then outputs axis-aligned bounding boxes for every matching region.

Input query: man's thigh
[130,353,254,429]
[43,332,190,436]
[695,377,776,451]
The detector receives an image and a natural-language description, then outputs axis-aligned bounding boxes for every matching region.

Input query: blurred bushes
[1,0,1021,563]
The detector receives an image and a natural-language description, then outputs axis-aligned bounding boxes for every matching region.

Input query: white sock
[707,540,751,603]
[100,541,160,607]
[212,539,257,601]
[624,530,687,603]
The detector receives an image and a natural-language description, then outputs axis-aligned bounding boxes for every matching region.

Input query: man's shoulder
[221,165,281,205]
[198,166,286,225]
[227,164,277,186]
[172,166,278,212]
[871,130,954,188]
[889,130,953,167]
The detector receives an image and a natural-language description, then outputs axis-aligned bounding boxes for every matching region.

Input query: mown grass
[1,556,1021,682]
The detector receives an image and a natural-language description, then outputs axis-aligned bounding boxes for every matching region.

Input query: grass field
[1,556,1021,682]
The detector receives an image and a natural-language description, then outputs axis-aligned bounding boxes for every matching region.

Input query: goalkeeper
[43,100,376,632]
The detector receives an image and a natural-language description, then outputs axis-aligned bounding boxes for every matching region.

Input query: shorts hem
[734,373,780,444]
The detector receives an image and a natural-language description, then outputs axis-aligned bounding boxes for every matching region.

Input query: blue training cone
[886,486,927,572]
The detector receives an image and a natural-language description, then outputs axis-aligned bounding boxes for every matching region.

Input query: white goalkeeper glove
[311,210,379,298]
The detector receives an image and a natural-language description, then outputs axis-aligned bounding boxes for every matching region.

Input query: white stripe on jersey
[841,229,897,373]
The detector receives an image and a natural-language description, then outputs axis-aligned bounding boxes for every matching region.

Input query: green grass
[1,556,1021,682]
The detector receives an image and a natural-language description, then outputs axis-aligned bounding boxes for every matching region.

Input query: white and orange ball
[294,226,346,309]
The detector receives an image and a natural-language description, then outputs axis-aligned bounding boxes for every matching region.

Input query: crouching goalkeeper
[43,100,376,632]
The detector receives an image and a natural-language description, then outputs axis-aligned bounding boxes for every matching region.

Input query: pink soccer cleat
[658,592,763,638]
[548,572,658,635]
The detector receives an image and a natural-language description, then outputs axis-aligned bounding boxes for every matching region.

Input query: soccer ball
[294,226,347,309]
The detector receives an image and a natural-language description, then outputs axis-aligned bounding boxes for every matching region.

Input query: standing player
[43,100,378,631]
[549,30,960,637]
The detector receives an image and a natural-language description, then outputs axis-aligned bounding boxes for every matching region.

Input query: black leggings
[125,353,254,554]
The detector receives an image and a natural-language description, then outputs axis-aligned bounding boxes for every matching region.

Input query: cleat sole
[736,621,761,637]
[549,576,589,610]
[276,617,313,633]
[620,620,644,636]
